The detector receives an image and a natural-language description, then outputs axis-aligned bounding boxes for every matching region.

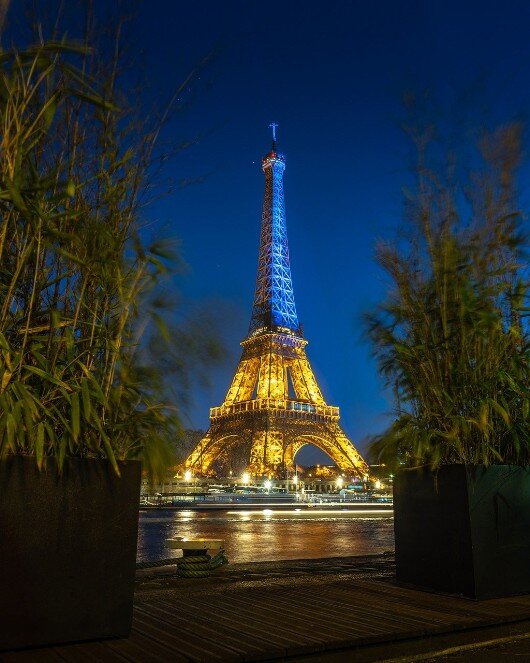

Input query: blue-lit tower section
[249,144,300,335]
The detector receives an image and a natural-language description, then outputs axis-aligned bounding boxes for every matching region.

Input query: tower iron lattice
[185,127,368,478]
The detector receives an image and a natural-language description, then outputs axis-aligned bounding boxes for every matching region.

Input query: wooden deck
[2,576,530,662]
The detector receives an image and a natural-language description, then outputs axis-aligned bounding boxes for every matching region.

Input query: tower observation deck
[185,126,368,478]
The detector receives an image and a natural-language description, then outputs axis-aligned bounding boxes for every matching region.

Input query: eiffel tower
[185,126,368,478]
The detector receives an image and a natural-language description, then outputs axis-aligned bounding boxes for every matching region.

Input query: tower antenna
[269,122,278,150]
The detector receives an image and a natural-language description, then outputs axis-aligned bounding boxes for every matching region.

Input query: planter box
[0,456,141,651]
[394,465,530,599]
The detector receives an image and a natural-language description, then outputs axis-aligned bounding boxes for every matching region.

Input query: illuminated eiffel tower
[185,125,368,478]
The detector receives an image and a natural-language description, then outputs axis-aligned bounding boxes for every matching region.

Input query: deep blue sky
[13,1,530,464]
[129,0,530,464]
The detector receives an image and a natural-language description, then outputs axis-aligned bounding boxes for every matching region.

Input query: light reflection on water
[137,508,395,563]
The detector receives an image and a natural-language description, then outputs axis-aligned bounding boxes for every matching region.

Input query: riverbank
[134,552,396,597]
[140,501,393,512]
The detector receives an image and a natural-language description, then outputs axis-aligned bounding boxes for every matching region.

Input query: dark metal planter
[0,456,141,651]
[394,465,530,599]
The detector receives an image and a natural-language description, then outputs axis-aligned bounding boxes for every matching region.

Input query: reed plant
[367,121,530,469]
[0,25,207,477]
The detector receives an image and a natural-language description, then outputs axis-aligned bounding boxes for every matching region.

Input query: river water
[137,508,395,563]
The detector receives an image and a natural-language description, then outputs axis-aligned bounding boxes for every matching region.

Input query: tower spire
[249,127,300,335]
[269,122,278,150]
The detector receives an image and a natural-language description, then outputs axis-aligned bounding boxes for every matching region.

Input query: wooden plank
[204,589,408,655]
[237,588,455,648]
[237,584,415,629]
[266,591,434,635]
[186,593,335,644]
[171,596,322,656]
[331,589,495,632]
[135,602,269,660]
[105,630,189,663]
[229,591,391,638]
[133,610,241,662]
[229,594,351,638]
[314,584,477,626]
[154,599,288,659]
[323,580,476,616]
[229,579,530,653]
[337,597,458,632]
[343,580,530,620]
[351,590,530,634]
[187,589,456,657]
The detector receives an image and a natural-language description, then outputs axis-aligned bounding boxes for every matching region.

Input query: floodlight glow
[184,469,192,482]
[264,479,272,490]
[242,472,250,484]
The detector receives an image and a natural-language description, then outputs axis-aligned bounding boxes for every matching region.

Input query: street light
[336,476,344,489]
[184,469,192,482]
[242,472,250,485]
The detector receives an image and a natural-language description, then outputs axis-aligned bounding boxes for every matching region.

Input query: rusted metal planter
[394,465,530,599]
[0,456,141,651]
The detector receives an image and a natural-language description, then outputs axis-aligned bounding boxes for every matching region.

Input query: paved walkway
[3,555,530,662]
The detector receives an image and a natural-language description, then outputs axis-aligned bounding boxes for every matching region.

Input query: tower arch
[284,434,365,475]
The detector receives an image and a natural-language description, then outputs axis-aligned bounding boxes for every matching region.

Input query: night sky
[12,1,530,464]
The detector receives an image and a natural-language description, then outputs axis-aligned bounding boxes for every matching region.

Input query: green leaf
[54,247,87,265]
[0,333,10,351]
[71,392,80,442]
[58,436,67,473]
[152,313,170,342]
[81,381,91,420]
[6,413,16,451]
[487,399,511,426]
[36,423,45,469]
[44,422,55,448]
[12,382,38,415]
[70,89,119,112]
[103,436,120,477]
[25,366,71,391]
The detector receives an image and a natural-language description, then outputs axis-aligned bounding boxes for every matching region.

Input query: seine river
[137,508,395,563]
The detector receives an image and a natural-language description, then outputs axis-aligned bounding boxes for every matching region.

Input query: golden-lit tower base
[185,330,369,478]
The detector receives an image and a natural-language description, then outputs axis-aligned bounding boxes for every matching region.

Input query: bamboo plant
[0,32,205,477]
[366,121,530,469]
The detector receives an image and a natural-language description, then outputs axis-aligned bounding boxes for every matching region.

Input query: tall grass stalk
[367,121,530,469]
[0,20,209,477]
